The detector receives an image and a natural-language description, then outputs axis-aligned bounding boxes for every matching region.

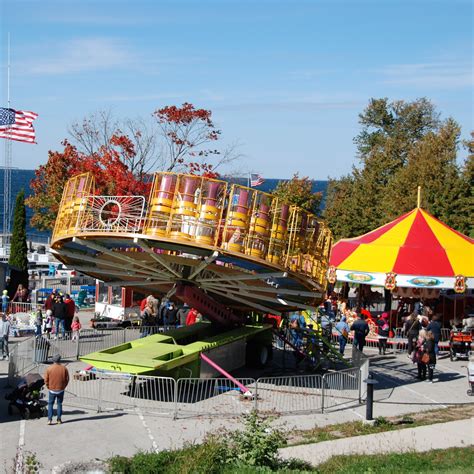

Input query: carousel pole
[417,186,421,208]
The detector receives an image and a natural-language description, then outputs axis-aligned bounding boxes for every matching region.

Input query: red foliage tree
[154,102,221,177]
[26,135,151,231]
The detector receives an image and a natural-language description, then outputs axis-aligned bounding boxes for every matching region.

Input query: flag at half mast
[0,107,38,144]
[250,173,265,187]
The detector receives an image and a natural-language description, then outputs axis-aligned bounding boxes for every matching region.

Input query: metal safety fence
[11,326,172,364]
[7,344,369,419]
[255,374,323,415]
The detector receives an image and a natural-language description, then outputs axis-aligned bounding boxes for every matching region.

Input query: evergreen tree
[9,190,29,275]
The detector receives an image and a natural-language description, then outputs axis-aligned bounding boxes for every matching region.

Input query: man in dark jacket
[176,304,190,327]
[52,296,68,339]
[427,315,442,355]
[351,313,370,352]
[163,302,178,327]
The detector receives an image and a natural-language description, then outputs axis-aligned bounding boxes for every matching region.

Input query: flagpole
[3,32,12,245]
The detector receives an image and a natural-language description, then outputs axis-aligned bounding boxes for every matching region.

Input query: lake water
[0,169,328,239]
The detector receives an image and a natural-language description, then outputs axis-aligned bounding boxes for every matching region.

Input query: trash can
[34,338,50,363]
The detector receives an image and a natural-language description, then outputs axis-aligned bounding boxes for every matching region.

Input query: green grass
[108,447,473,473]
[314,447,474,473]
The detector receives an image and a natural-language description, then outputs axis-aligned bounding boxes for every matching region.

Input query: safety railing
[176,377,257,418]
[322,367,361,411]
[19,326,172,363]
[6,302,43,314]
[8,347,369,418]
[255,374,323,415]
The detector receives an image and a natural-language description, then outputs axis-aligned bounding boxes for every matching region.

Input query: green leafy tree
[9,190,29,285]
[453,133,474,236]
[272,173,322,214]
[324,98,470,240]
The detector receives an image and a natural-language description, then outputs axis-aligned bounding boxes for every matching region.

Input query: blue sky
[1,0,472,179]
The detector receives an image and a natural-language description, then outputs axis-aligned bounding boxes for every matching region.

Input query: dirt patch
[287,403,474,445]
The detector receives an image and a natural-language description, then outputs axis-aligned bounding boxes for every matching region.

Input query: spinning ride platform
[51,172,332,325]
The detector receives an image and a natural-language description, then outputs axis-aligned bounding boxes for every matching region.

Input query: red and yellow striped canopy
[330,208,473,288]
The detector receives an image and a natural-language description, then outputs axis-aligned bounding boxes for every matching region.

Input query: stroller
[449,330,472,361]
[5,373,47,419]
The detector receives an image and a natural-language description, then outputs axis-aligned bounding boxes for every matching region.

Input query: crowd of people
[284,288,464,385]
[138,295,202,334]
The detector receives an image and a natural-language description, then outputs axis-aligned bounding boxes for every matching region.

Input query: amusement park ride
[51,172,333,378]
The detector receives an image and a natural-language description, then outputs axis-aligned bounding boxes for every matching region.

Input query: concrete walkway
[1,341,473,472]
[279,418,474,466]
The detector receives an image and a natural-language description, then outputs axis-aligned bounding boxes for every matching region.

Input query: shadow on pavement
[59,412,126,424]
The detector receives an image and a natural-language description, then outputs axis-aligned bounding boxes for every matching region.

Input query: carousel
[329,193,474,329]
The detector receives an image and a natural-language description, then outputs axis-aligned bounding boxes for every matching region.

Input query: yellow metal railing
[52,172,331,283]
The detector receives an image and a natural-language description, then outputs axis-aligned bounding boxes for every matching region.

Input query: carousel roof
[329,208,473,287]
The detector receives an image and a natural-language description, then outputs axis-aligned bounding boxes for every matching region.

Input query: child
[44,310,53,339]
[1,290,9,314]
[413,329,427,380]
[71,316,82,341]
[35,309,43,338]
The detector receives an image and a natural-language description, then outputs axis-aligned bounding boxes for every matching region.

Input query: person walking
[413,329,427,380]
[71,316,81,341]
[377,312,390,355]
[335,315,350,355]
[63,294,76,332]
[44,354,69,424]
[44,289,58,312]
[34,309,43,338]
[44,310,53,339]
[1,289,10,313]
[0,313,11,360]
[427,315,442,355]
[52,295,68,339]
[404,312,421,357]
[423,330,437,383]
[350,312,370,352]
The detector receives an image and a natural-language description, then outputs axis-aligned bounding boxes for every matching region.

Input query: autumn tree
[29,103,241,231]
[324,98,470,240]
[26,136,150,231]
[272,173,323,214]
[153,102,241,177]
[69,110,159,180]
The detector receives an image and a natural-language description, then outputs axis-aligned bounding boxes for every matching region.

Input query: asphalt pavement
[0,340,473,472]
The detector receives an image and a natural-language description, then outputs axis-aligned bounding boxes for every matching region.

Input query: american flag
[0,107,38,144]
[250,173,265,187]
